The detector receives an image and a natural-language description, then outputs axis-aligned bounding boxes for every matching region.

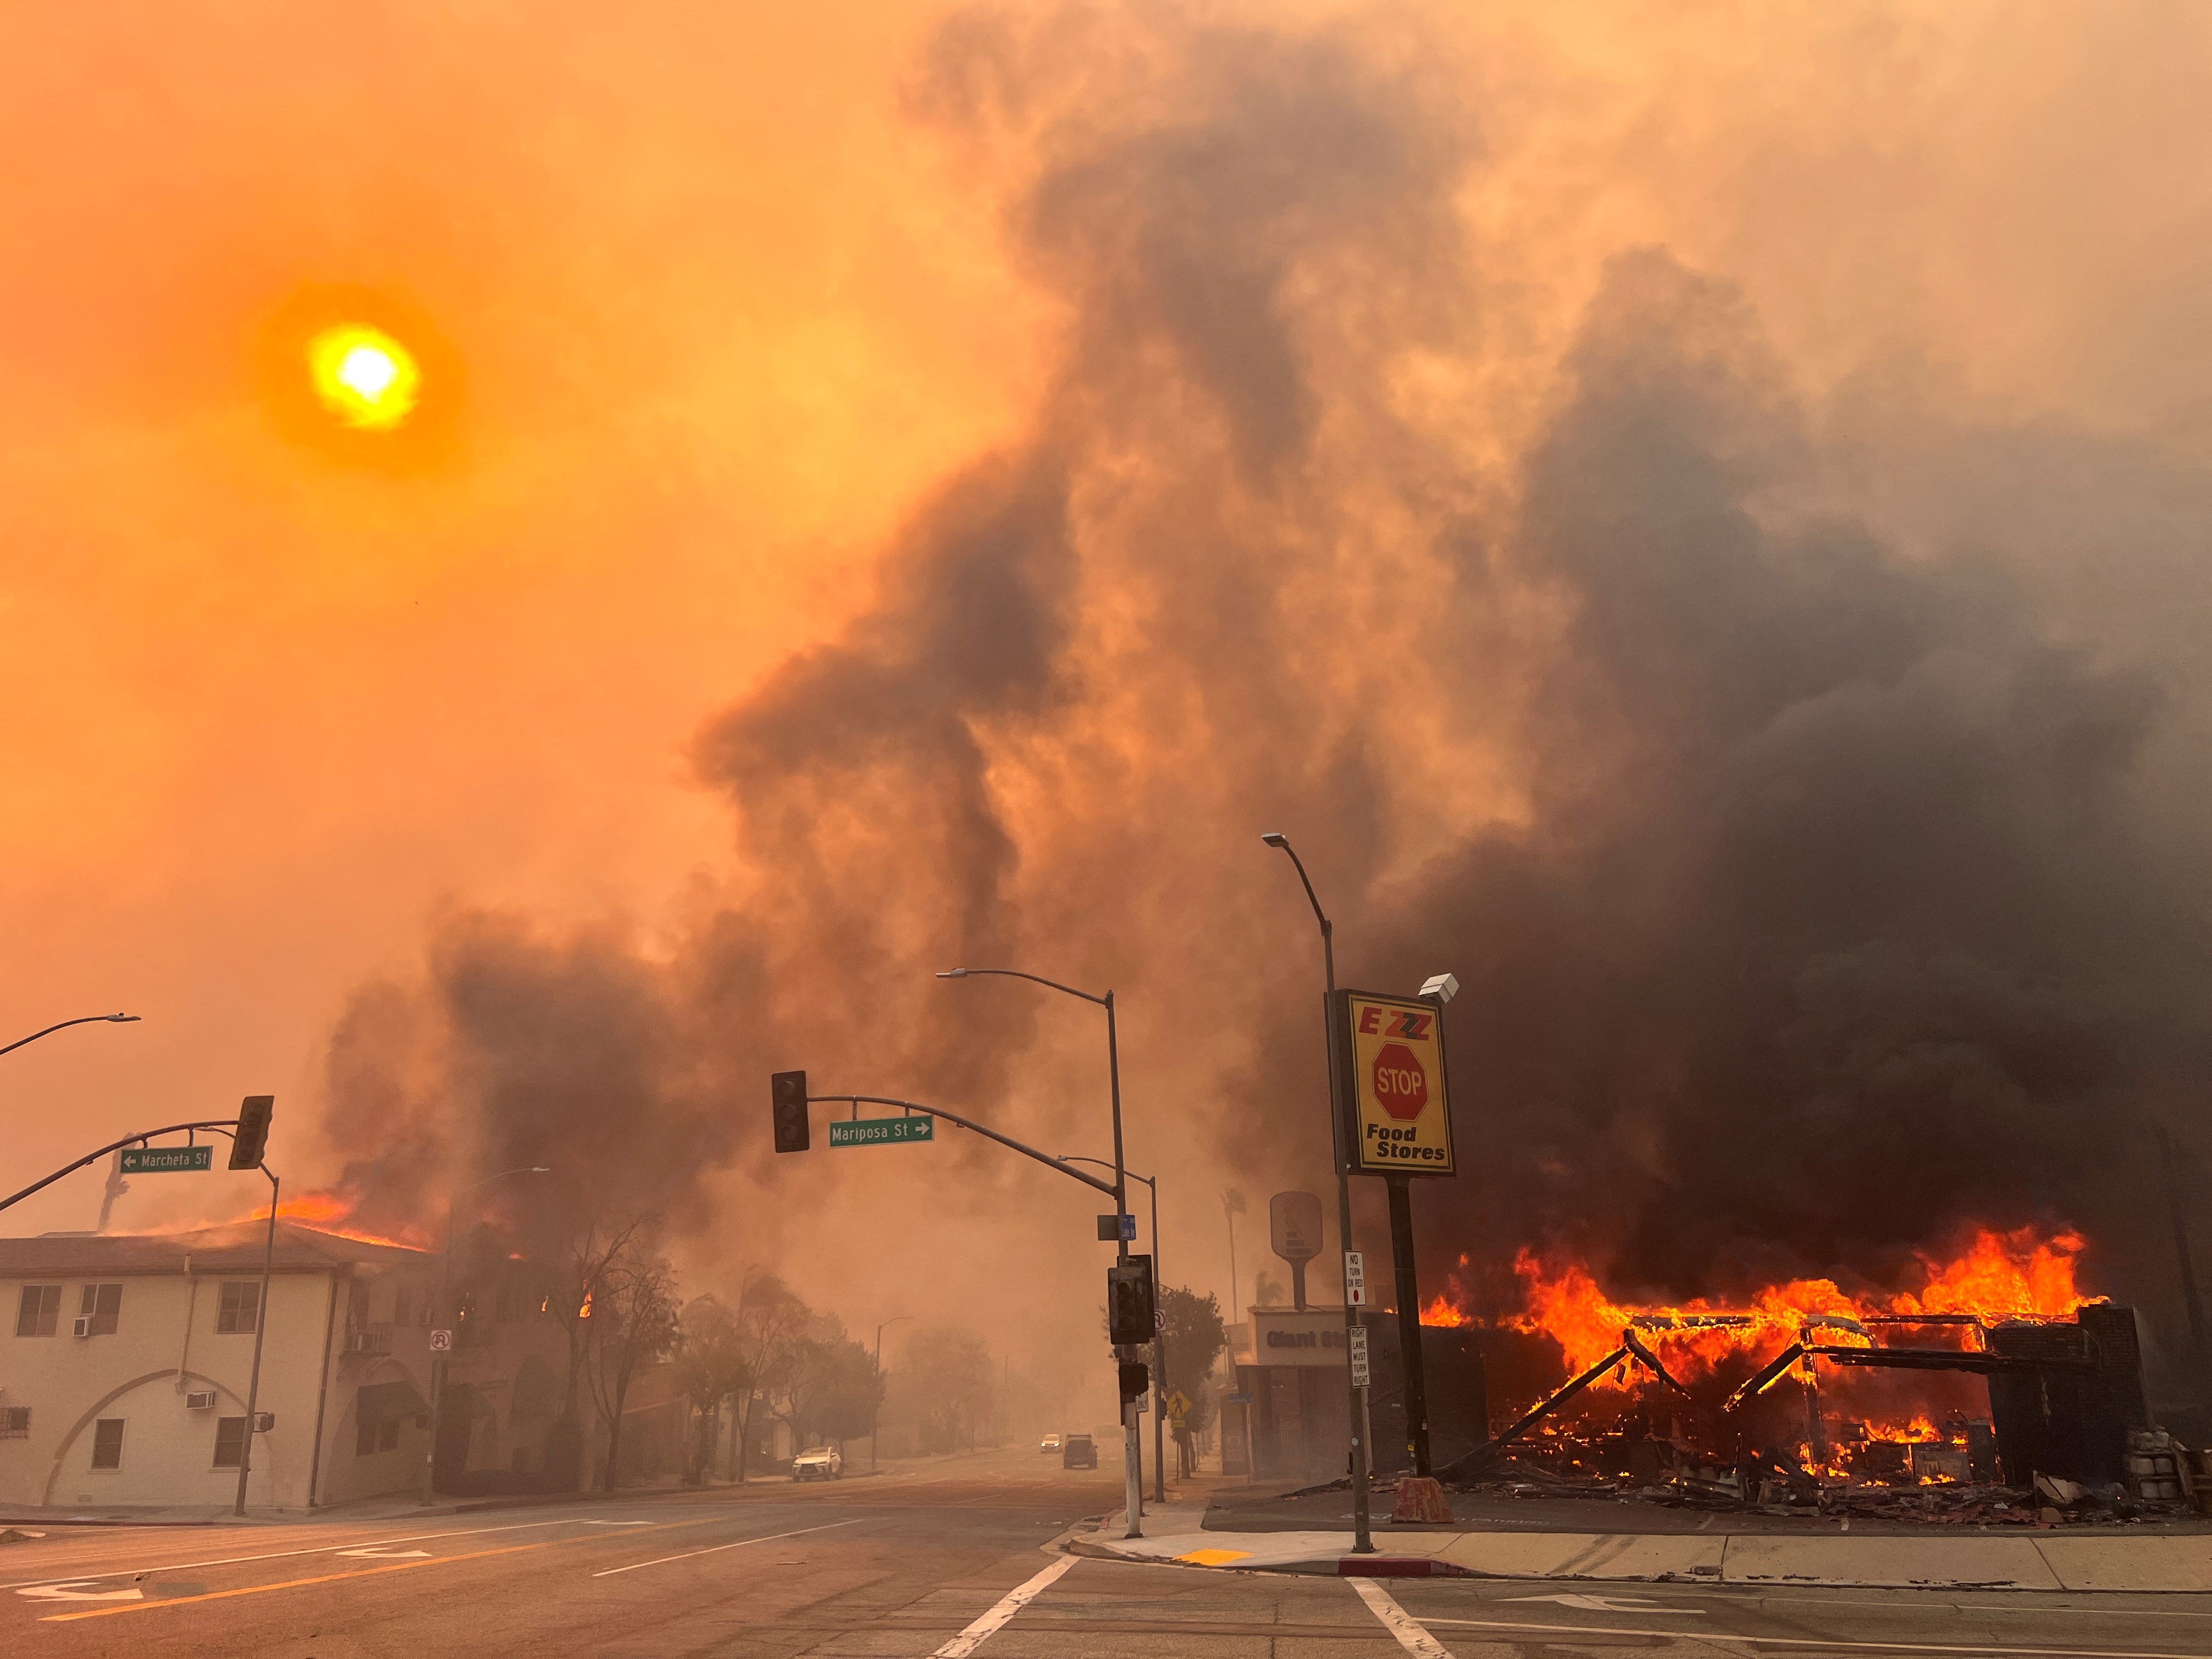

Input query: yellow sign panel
[1339,990,1455,1177]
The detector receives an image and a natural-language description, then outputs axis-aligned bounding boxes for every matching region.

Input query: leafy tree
[727,1273,809,1480]
[672,1294,752,1484]
[773,1314,882,1450]
[1159,1285,1228,1436]
[900,1326,995,1453]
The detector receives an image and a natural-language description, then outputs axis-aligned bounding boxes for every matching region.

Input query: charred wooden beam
[1723,1341,1807,1413]
[1803,1343,2092,1374]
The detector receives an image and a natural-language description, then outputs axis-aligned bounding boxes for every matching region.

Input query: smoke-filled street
[6,1451,2212,1659]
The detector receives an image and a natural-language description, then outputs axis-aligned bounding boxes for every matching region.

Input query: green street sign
[827,1116,935,1148]
[120,1145,213,1175]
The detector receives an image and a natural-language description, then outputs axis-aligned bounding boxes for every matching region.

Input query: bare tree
[545,1209,652,1490]
[584,1243,679,1491]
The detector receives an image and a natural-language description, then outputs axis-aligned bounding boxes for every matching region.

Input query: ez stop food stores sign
[1332,990,1455,1177]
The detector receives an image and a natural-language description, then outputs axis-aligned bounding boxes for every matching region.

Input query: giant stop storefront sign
[1334,990,1455,1177]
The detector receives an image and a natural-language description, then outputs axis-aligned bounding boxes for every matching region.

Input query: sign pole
[1386,1173,1431,1476]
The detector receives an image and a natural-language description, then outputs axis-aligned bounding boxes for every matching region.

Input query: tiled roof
[0,1221,430,1278]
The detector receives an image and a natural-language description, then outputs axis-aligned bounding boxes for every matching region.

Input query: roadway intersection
[2,1449,2207,1657]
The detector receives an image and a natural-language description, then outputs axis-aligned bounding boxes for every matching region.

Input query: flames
[235,1189,430,1252]
[1423,1224,2095,1382]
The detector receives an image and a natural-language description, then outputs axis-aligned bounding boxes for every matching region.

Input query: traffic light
[229,1096,274,1170]
[1118,1361,1149,1400]
[771,1070,810,1154]
[1107,1254,1155,1346]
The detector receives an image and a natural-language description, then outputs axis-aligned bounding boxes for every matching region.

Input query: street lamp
[938,966,1143,1538]
[1259,831,1374,1554]
[1064,1156,1168,1503]
[1,1013,139,1058]
[872,1314,913,1472]
[419,1166,552,1503]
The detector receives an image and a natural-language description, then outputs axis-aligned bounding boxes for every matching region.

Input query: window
[15,1284,60,1337]
[0,1407,29,1438]
[216,1281,260,1335]
[79,1283,121,1336]
[392,1284,413,1328]
[355,1415,400,1455]
[213,1417,247,1469]
[347,1281,370,1327]
[90,1418,123,1470]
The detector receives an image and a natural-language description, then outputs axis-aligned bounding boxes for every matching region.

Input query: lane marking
[1,1514,601,1592]
[930,1554,1077,1658]
[1352,1577,1453,1659]
[16,1581,145,1604]
[1419,1615,2212,1658]
[1505,1592,1702,1613]
[335,1548,431,1559]
[590,1520,862,1577]
[1756,1596,2212,1621]
[37,1514,724,1623]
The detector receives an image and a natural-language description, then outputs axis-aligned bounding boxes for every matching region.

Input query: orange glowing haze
[1421,1226,2096,1381]
[3,2,2210,1386]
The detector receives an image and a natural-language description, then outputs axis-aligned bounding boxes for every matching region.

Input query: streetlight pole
[1260,832,1373,1554]
[1,1012,139,1059]
[1065,1158,1167,1502]
[873,1314,912,1471]
[420,1166,551,1503]
[938,967,1142,1538]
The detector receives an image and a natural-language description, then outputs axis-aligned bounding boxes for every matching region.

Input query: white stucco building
[0,1221,444,1511]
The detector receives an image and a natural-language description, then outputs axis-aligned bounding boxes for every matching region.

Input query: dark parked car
[1062,1432,1098,1469]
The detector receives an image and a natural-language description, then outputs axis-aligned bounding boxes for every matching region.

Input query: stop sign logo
[1372,1042,1427,1120]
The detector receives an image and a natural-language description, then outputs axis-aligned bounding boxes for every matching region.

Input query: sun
[307,324,421,430]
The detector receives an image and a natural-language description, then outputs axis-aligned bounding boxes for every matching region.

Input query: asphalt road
[3,1448,2208,1658]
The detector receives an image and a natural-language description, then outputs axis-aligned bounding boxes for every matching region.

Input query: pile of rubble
[1435,1435,2209,1527]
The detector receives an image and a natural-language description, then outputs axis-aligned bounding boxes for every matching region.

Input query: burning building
[1427,1225,2194,1508]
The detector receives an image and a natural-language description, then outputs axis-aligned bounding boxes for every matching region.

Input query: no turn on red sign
[1335,990,1457,1178]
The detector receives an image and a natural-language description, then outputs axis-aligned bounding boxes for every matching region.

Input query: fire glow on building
[1419,1226,2181,1510]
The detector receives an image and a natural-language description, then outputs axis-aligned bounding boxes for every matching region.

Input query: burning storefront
[1424,1227,2208,1517]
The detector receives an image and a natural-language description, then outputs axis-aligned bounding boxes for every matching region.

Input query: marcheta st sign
[1333,990,1455,1177]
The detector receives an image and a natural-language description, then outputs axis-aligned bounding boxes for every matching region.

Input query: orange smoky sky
[5,3,2212,1394]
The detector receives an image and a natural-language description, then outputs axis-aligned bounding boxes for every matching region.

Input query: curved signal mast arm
[811,1094,1118,1198]
[0,1120,241,1215]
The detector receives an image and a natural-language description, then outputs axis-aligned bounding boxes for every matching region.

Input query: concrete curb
[1073,1525,2212,1594]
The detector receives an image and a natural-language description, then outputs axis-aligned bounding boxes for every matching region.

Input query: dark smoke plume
[316,3,2212,1383]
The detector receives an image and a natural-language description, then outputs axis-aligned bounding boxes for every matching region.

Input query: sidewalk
[1070,1511,2212,1593]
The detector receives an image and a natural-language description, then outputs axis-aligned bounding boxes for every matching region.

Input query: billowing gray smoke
[317,3,2212,1378]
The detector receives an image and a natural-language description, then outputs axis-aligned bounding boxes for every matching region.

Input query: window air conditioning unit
[185,1391,217,1410]
[72,1316,93,1338]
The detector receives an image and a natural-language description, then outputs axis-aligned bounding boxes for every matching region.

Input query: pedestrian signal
[1118,1361,1149,1400]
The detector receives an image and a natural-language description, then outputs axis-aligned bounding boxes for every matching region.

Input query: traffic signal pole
[234,1162,278,1516]
[1104,989,1143,1539]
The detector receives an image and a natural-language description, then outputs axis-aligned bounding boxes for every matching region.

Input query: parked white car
[791,1444,844,1481]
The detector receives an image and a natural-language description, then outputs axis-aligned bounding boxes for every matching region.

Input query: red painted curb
[1337,1556,1468,1577]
